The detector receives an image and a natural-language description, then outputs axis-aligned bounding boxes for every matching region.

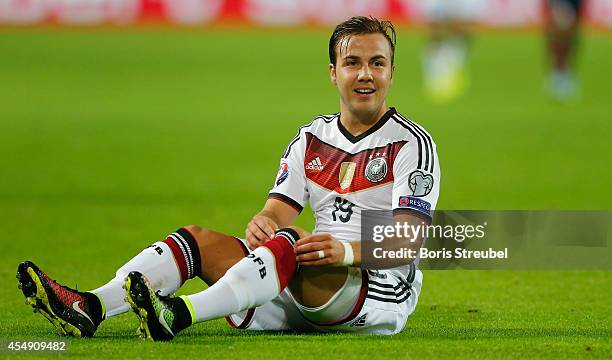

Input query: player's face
[330,33,395,120]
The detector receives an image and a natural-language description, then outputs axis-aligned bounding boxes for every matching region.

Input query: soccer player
[545,0,584,100]
[17,16,440,339]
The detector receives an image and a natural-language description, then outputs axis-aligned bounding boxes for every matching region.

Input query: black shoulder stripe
[396,113,435,173]
[392,116,423,170]
[282,114,337,158]
[282,121,311,158]
[404,118,434,173]
[317,113,338,122]
[282,135,301,159]
[394,114,430,172]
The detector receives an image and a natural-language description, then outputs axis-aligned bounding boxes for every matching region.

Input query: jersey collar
[337,107,397,144]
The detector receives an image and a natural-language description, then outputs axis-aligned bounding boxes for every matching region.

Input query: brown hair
[329,16,397,66]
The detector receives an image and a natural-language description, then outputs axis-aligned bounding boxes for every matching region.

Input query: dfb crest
[364,157,387,183]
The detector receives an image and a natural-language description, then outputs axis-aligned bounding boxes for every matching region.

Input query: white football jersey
[269,107,440,246]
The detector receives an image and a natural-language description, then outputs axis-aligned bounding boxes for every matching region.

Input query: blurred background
[1,0,611,257]
[0,1,610,351]
[1,0,610,229]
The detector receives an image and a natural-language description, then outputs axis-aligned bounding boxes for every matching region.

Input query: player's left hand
[295,233,345,266]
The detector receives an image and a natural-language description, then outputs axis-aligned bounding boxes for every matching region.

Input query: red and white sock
[91,228,201,318]
[183,228,299,323]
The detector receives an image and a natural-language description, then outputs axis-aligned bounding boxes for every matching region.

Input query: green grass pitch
[0,28,610,358]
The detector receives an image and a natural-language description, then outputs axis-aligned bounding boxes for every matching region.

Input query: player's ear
[329,63,337,85]
[390,63,395,84]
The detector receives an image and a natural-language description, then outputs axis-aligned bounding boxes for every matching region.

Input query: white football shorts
[225,238,423,335]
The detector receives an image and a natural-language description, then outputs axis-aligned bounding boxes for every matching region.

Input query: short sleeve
[392,139,440,221]
[268,129,309,213]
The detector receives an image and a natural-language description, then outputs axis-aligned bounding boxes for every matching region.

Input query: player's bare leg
[186,225,250,284]
[289,268,348,307]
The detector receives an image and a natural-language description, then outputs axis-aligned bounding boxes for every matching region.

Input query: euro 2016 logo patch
[398,196,431,215]
[364,157,388,183]
[275,162,289,186]
[408,170,434,197]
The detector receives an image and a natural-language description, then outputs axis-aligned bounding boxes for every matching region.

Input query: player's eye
[343,58,359,66]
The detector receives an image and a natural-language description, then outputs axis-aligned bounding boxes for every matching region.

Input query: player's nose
[357,65,373,82]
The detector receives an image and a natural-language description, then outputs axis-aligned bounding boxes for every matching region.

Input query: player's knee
[182,225,213,246]
[182,224,203,234]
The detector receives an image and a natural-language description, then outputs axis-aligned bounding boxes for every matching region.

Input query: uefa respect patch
[398,196,431,215]
[275,162,289,186]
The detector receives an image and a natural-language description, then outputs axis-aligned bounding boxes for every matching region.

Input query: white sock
[185,230,298,323]
[91,241,182,318]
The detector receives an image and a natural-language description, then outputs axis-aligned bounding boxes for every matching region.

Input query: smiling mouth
[354,89,375,95]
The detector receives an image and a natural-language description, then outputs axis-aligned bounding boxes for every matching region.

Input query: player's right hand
[246,214,278,250]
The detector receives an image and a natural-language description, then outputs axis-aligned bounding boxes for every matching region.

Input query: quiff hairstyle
[328,16,397,66]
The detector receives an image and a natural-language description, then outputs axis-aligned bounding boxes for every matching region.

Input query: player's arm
[295,212,427,268]
[246,198,301,250]
[248,122,310,249]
